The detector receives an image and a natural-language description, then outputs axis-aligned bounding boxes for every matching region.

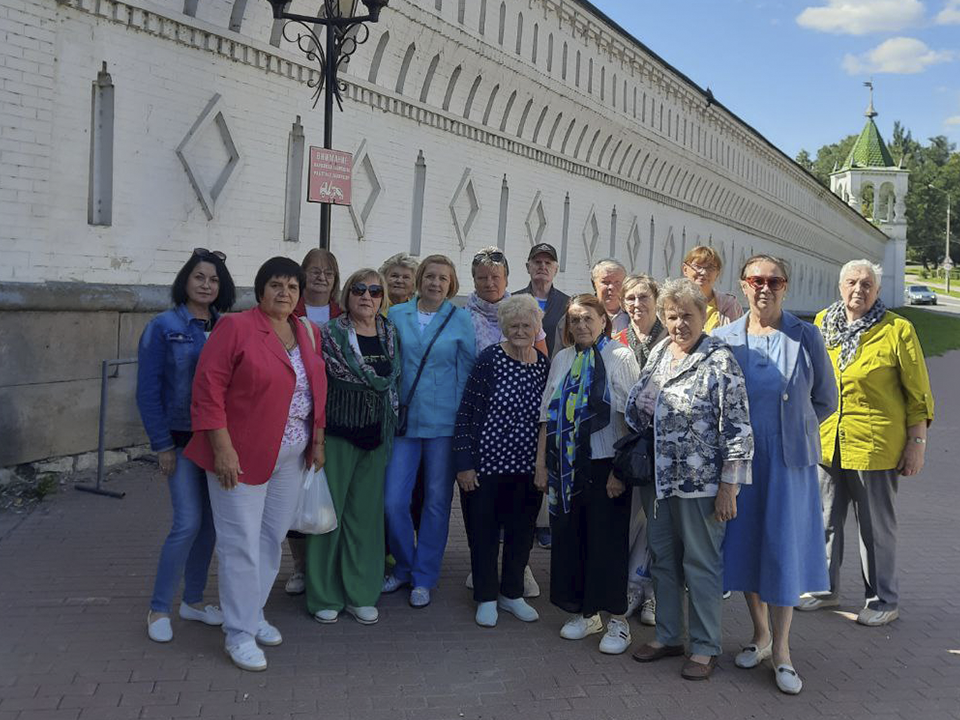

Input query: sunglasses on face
[473,250,506,265]
[193,247,227,261]
[350,283,384,298]
[744,275,787,292]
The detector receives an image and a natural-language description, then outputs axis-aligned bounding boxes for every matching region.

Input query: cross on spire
[864,79,877,118]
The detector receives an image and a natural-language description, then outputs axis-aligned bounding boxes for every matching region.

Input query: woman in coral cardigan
[185,256,327,673]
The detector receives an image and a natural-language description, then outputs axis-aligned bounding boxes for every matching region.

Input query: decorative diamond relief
[449,168,481,250]
[625,216,642,272]
[176,94,242,221]
[582,205,601,264]
[348,139,384,241]
[525,191,548,247]
[662,226,676,272]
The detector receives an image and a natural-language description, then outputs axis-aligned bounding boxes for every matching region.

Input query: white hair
[497,293,543,334]
[657,277,708,318]
[839,259,883,287]
[590,258,627,283]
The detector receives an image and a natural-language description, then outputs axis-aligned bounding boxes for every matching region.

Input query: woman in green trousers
[306,268,401,625]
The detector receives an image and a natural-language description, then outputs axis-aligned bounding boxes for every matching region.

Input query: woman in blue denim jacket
[136,249,236,644]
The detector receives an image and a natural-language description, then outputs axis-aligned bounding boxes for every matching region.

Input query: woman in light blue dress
[713,255,836,696]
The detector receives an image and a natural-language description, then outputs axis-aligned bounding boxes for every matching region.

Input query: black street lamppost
[266,0,389,249]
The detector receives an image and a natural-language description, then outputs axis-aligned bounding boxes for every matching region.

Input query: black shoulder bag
[612,426,655,486]
[396,305,457,436]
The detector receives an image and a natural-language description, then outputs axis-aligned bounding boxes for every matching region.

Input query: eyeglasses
[193,247,226,261]
[473,250,506,265]
[307,269,336,279]
[349,282,384,298]
[684,262,717,275]
[744,275,787,292]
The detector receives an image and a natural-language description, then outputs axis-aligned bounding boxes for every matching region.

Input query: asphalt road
[903,276,960,316]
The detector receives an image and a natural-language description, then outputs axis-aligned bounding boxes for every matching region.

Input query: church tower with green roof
[829,83,908,307]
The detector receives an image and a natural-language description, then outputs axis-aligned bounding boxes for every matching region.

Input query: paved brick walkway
[2,352,959,720]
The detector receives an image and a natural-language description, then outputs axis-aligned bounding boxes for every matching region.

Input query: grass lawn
[893,306,960,357]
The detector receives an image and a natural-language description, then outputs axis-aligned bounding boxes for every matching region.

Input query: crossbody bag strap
[297,315,317,351]
[404,305,457,406]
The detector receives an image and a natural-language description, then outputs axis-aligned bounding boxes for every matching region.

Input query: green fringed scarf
[321,314,401,441]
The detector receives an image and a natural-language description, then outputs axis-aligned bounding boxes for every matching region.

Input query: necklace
[273,326,297,353]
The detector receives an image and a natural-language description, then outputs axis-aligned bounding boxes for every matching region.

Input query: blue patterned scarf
[546,336,611,515]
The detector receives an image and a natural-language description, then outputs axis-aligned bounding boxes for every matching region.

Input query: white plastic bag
[291,467,338,535]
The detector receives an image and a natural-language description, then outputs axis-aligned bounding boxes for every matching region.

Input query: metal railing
[75,357,138,499]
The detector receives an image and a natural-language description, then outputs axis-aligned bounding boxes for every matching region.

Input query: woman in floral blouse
[626,278,753,681]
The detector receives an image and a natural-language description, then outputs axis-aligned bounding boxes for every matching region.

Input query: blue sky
[592,0,960,158]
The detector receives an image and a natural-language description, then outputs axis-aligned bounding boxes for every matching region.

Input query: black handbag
[612,427,654,486]
[396,305,456,437]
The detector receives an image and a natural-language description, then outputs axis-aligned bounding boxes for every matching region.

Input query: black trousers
[549,458,630,616]
[461,473,540,602]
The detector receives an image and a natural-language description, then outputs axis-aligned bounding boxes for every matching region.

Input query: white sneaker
[625,588,642,617]
[178,602,223,626]
[775,664,803,694]
[147,613,172,643]
[857,607,899,626]
[284,572,306,595]
[639,597,656,627]
[523,566,540,598]
[465,572,474,590]
[226,640,266,672]
[497,595,539,622]
[255,619,282,646]
[314,609,340,624]
[560,613,603,640]
[795,593,839,612]
[598,617,632,655]
[476,601,498,627]
[346,605,379,625]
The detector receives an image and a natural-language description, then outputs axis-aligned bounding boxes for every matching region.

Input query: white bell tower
[829,84,909,307]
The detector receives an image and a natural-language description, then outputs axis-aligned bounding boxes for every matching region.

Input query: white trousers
[207,440,306,646]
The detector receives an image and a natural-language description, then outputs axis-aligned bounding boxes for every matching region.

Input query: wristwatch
[911,437,926,444]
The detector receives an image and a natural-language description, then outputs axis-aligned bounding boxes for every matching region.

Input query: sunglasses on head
[473,250,506,265]
[193,247,227,261]
[350,282,384,298]
[744,275,787,291]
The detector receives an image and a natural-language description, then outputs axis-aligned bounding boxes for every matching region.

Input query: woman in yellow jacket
[798,260,933,627]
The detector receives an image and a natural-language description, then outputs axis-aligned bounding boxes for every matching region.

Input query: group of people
[136,241,934,694]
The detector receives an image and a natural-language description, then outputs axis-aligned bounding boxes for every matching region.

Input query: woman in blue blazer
[713,255,837,696]
[382,254,476,608]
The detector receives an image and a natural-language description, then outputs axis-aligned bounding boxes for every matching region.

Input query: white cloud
[797,0,924,34]
[936,0,960,24]
[946,116,960,126]
[842,37,955,74]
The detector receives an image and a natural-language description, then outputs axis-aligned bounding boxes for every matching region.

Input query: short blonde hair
[683,245,722,272]
[379,252,419,276]
[656,277,707,320]
[497,294,543,334]
[620,274,659,303]
[415,254,460,299]
[340,268,390,314]
[471,245,509,278]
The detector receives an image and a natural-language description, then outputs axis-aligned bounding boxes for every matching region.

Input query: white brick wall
[0,0,891,313]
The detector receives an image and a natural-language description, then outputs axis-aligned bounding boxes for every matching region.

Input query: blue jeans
[384,436,454,589]
[150,448,216,613]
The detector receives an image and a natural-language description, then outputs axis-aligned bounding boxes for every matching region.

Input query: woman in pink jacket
[185,256,327,673]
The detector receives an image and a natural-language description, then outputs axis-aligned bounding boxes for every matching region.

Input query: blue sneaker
[536,527,552,549]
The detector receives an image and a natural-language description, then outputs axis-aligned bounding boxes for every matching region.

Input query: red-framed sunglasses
[744,275,787,291]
